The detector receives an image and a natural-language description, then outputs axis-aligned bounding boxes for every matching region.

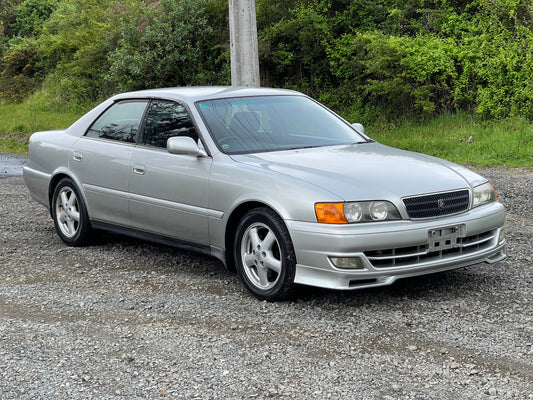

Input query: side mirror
[351,122,365,135]
[167,137,207,157]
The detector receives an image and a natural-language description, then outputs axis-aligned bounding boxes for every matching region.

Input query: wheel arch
[224,201,286,272]
[48,172,88,217]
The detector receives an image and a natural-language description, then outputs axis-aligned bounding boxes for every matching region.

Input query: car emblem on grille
[437,199,446,209]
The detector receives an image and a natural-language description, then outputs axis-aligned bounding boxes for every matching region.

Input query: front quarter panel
[207,156,340,251]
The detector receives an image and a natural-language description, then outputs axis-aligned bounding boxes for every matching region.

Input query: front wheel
[51,178,92,246]
[234,208,296,301]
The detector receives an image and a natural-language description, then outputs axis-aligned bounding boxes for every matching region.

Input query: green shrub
[329,32,458,119]
[13,0,59,37]
[0,0,23,39]
[258,2,333,96]
[2,0,533,123]
[109,0,229,92]
[454,11,533,120]
[0,38,40,103]
[36,0,142,106]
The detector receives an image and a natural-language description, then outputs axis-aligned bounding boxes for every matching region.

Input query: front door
[128,100,212,246]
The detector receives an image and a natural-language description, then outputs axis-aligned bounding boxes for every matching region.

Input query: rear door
[70,100,148,226]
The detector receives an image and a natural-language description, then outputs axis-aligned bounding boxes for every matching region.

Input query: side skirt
[91,220,220,261]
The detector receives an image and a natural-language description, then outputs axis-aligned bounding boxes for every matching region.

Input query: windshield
[196,95,367,154]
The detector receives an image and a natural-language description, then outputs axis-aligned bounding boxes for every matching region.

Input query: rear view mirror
[167,137,207,157]
[351,123,365,135]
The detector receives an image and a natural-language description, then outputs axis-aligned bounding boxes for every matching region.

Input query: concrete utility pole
[228,0,260,87]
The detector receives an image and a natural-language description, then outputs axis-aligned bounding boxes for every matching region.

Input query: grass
[366,113,533,168]
[1,101,532,167]
[0,98,87,154]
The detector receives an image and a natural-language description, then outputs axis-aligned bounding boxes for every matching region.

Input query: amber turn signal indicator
[315,203,348,224]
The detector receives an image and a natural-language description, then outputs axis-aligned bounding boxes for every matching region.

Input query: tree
[109,0,229,92]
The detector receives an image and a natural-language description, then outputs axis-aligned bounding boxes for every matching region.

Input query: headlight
[369,201,389,221]
[315,201,401,224]
[344,202,363,222]
[472,182,497,208]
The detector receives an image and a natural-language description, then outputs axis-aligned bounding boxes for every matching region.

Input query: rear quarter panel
[24,130,77,209]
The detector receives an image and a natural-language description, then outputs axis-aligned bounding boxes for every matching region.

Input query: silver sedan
[23,87,507,300]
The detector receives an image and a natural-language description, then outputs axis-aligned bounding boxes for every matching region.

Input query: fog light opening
[329,256,365,270]
[498,229,505,244]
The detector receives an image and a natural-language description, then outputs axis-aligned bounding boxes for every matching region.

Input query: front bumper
[287,202,506,290]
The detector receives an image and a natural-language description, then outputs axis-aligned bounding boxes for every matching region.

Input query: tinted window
[140,100,198,148]
[86,101,148,143]
[196,95,366,154]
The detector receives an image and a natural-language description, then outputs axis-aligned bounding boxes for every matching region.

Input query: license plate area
[428,225,465,252]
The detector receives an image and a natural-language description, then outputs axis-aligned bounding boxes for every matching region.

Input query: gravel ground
[0,152,25,178]
[0,166,532,399]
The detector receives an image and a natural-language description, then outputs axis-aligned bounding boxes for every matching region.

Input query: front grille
[364,230,496,268]
[403,190,470,219]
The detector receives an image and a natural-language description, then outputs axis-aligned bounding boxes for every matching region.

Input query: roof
[111,86,301,103]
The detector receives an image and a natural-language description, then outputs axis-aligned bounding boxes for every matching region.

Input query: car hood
[230,142,486,201]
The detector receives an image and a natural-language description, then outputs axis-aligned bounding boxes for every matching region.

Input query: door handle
[73,152,83,162]
[132,165,146,175]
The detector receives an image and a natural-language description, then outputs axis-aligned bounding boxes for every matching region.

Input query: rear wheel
[51,178,92,246]
[234,208,296,301]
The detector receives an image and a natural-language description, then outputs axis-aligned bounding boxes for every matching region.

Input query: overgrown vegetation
[369,113,533,167]
[0,93,81,152]
[1,0,532,165]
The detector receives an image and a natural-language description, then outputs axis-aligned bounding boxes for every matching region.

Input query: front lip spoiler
[293,238,507,290]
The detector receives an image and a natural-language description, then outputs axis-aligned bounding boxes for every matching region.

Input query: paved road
[0,152,26,178]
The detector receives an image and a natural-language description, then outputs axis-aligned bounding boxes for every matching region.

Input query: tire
[234,207,296,301]
[51,177,92,246]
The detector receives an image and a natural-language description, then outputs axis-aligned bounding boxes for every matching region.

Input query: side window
[86,101,148,143]
[140,100,198,148]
